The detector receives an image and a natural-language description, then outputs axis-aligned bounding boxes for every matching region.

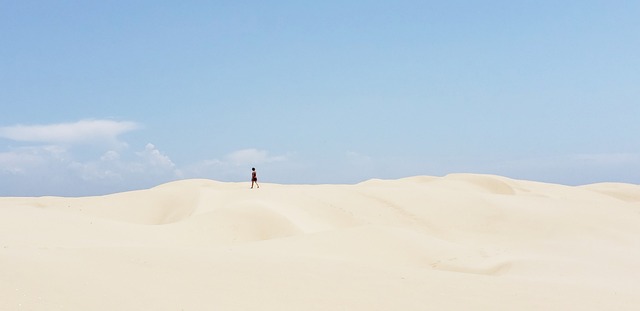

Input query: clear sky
[1,0,639,196]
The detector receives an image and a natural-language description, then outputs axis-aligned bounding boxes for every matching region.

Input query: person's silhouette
[251,167,259,189]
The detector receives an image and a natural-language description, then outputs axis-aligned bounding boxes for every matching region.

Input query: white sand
[2,174,639,310]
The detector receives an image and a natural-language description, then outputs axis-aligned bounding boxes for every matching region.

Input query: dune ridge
[2,174,640,310]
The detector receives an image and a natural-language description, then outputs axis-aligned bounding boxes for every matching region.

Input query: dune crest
[2,174,640,310]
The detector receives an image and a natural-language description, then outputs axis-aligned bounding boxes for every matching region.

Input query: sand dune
[2,174,639,310]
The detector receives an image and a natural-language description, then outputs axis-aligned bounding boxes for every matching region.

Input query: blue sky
[1,0,639,196]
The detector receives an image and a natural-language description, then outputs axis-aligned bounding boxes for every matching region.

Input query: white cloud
[0,116,191,195]
[0,141,181,195]
[100,150,121,161]
[0,119,139,145]
[0,146,68,175]
[136,143,176,171]
[70,143,179,181]
[0,150,40,175]
[180,148,290,181]
[68,160,122,181]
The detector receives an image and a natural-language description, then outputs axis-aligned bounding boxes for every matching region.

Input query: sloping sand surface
[2,174,640,310]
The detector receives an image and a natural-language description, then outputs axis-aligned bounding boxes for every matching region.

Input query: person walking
[251,167,259,189]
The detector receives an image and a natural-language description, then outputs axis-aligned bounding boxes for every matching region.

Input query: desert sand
[2,174,640,310]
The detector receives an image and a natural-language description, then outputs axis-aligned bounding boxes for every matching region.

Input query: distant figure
[251,167,259,189]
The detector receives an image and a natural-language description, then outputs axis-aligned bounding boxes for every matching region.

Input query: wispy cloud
[136,143,176,171]
[0,136,297,195]
[68,143,179,182]
[0,146,60,175]
[0,120,139,145]
[0,119,181,195]
[181,148,290,181]
[0,142,181,196]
